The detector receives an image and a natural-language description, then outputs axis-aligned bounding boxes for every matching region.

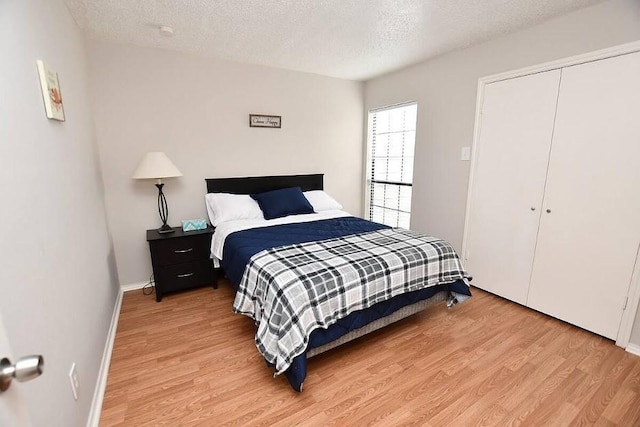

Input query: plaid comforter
[233,228,470,375]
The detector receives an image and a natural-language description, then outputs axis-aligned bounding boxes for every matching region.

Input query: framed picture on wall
[249,114,281,128]
[36,60,65,122]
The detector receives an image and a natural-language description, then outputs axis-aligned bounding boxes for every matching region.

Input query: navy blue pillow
[250,187,314,220]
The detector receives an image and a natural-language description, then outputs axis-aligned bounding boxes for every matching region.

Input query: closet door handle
[530,207,536,211]
[546,209,551,213]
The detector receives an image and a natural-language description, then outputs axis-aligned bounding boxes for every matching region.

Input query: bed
[205,174,471,391]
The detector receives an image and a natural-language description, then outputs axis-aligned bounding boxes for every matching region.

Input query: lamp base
[157,224,175,234]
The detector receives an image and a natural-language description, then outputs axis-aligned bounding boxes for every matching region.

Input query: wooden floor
[100,282,640,426]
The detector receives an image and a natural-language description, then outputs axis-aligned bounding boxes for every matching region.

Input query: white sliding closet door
[527,52,640,339]
[465,70,560,304]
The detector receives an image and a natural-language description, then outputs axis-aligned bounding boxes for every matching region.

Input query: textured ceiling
[64,0,604,81]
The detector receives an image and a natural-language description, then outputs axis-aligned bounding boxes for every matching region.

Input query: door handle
[0,355,44,392]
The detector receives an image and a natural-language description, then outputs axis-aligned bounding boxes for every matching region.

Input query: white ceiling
[64,0,604,81]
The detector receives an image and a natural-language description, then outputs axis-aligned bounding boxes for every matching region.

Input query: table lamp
[132,152,183,234]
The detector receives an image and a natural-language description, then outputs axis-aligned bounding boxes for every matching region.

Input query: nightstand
[146,226,218,302]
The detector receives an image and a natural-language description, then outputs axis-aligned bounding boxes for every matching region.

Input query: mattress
[215,214,471,390]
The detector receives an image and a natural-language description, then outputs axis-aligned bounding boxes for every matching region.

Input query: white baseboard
[120,280,151,292]
[627,343,640,357]
[86,289,124,427]
[86,279,152,425]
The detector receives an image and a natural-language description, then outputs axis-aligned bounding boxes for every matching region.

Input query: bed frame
[204,173,449,359]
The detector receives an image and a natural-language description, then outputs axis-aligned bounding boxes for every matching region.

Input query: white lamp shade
[132,152,183,179]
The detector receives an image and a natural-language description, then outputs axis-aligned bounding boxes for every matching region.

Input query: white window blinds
[366,103,417,229]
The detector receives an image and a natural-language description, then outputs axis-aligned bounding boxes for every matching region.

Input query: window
[365,102,417,228]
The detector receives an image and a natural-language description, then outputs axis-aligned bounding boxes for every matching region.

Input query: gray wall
[364,0,640,345]
[0,0,119,425]
[88,41,364,287]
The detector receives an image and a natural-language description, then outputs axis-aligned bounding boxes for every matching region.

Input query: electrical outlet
[69,363,79,400]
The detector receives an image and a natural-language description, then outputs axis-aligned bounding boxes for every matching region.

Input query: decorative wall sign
[36,60,65,121]
[249,114,281,128]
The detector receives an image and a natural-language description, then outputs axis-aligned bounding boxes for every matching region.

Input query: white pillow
[205,193,264,226]
[303,190,343,212]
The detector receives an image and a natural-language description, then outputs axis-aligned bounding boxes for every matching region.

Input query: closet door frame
[462,40,640,350]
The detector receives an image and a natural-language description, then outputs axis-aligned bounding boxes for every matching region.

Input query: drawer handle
[174,248,193,254]
[177,272,194,278]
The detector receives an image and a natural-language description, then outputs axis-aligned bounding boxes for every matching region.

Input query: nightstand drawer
[155,259,216,292]
[147,226,216,301]
[151,234,211,266]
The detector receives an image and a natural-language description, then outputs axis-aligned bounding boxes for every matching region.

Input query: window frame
[364,101,418,228]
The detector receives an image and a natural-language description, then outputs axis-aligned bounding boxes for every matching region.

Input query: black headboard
[205,174,324,194]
